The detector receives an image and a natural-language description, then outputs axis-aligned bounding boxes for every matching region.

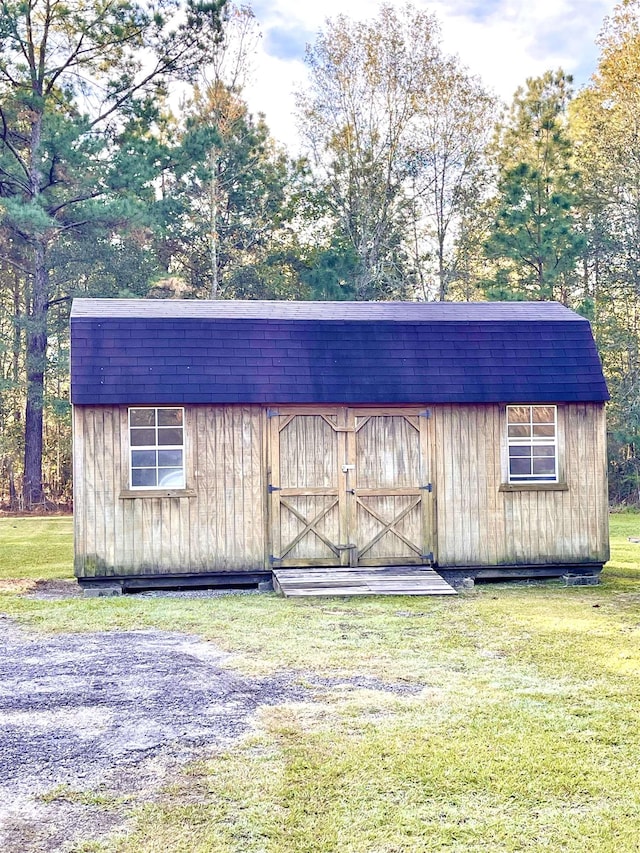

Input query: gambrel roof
[70,299,609,405]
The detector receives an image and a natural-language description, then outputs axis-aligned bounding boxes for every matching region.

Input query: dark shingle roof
[70,299,609,405]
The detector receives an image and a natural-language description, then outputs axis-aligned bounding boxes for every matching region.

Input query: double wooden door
[268,407,433,568]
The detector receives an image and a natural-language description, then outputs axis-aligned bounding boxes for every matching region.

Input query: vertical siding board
[262,408,270,570]
[458,409,470,561]
[128,497,139,568]
[486,406,501,565]
[588,407,597,558]
[474,408,488,564]
[101,407,115,574]
[120,407,136,572]
[250,406,265,566]
[586,404,600,560]
[565,404,578,560]
[428,407,438,562]
[436,407,448,563]
[111,407,125,574]
[444,407,455,563]
[582,403,606,562]
[450,407,462,559]
[182,407,195,569]
[93,408,106,571]
[83,408,97,571]
[565,404,575,559]
[195,406,211,570]
[229,407,240,567]
[209,407,223,568]
[73,407,85,576]
[167,499,176,568]
[235,408,244,567]
[270,412,281,564]
[193,407,206,571]
[419,412,432,559]
[578,404,590,556]
[229,408,240,566]
[599,405,610,561]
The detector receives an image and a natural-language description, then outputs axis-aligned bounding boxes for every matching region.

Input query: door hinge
[420,483,433,492]
[419,409,432,419]
[269,554,282,564]
[266,408,280,418]
[268,484,281,493]
[422,552,434,563]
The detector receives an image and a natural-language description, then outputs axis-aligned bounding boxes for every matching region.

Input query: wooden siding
[74,401,608,578]
[74,405,265,577]
[432,403,609,567]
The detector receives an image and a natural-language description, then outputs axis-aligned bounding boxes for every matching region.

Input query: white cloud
[244,0,616,153]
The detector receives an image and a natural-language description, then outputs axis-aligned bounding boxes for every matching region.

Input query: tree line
[1,0,639,508]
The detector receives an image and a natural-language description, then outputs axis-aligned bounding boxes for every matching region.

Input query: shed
[70,298,609,591]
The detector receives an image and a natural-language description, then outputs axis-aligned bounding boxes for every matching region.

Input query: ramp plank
[272,566,456,597]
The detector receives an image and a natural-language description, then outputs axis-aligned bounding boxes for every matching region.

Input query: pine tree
[483,70,584,302]
[0,0,226,506]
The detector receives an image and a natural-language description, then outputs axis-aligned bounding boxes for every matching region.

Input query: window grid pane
[129,408,185,489]
[507,405,557,483]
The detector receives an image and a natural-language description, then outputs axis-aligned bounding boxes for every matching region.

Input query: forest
[0,0,639,509]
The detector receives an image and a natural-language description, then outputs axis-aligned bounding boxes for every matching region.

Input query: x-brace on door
[268,407,433,568]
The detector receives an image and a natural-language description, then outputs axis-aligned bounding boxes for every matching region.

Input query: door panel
[269,409,346,567]
[355,495,423,562]
[354,415,421,488]
[278,495,341,562]
[351,411,429,566]
[279,413,338,488]
[269,407,432,568]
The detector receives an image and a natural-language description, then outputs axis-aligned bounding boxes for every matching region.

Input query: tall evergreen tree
[157,88,301,300]
[570,0,640,502]
[0,0,227,505]
[482,70,584,302]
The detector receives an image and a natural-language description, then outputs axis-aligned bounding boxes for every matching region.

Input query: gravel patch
[25,579,262,600]
[0,619,307,852]
[0,611,422,852]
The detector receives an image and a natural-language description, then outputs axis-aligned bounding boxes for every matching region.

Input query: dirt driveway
[0,616,309,852]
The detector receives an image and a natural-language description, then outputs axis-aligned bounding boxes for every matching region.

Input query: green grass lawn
[1,514,640,852]
[0,515,73,584]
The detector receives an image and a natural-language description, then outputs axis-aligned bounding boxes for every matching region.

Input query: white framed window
[507,405,557,483]
[128,407,185,489]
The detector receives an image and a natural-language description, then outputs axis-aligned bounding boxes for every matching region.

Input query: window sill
[119,488,197,499]
[499,482,568,493]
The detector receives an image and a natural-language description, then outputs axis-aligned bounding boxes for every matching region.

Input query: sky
[239,0,618,154]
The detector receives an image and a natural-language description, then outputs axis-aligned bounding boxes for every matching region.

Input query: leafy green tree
[570,0,640,502]
[405,60,495,301]
[0,0,227,505]
[158,88,301,299]
[483,70,584,302]
[296,4,494,301]
[296,4,442,299]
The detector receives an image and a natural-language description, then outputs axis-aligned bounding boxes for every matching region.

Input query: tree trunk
[438,233,446,301]
[209,149,220,299]
[23,241,48,508]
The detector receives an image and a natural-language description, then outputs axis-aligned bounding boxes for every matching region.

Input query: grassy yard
[1,514,639,852]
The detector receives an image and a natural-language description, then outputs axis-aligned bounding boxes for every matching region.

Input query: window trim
[127,406,186,491]
[505,404,561,486]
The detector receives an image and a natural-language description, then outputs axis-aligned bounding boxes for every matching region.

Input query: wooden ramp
[272,566,457,598]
